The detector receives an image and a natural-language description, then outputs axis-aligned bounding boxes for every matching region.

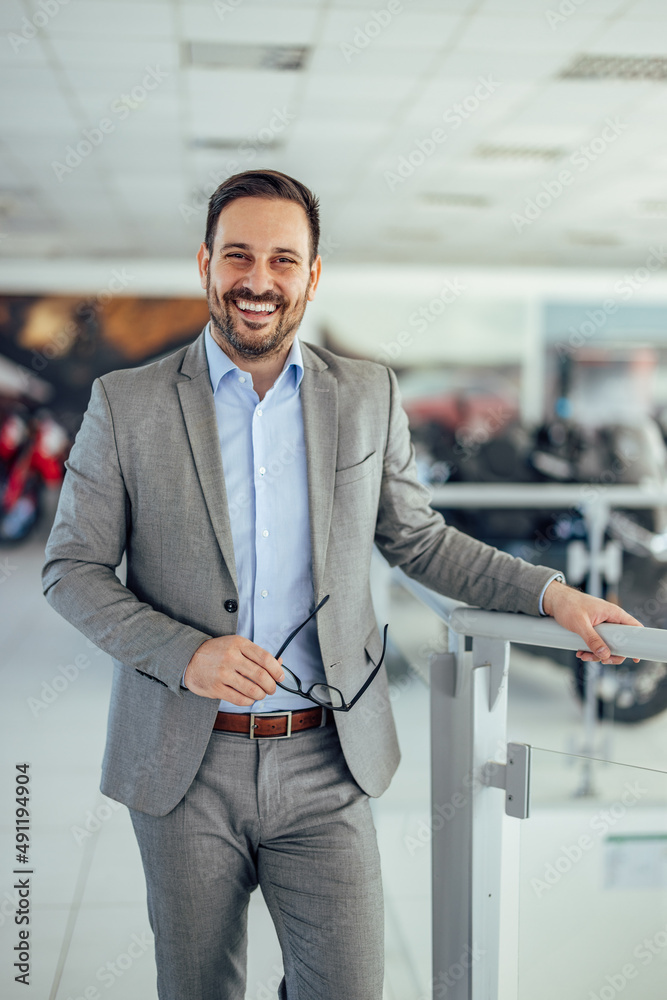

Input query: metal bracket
[481,742,531,819]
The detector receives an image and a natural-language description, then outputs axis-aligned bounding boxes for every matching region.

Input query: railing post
[430,631,510,1000]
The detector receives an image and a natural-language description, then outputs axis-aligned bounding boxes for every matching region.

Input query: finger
[235,661,278,696]
[575,624,611,661]
[224,671,272,702]
[219,687,260,708]
[241,642,285,682]
[577,651,633,665]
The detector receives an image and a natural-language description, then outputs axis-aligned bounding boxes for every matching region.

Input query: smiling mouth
[233,298,280,320]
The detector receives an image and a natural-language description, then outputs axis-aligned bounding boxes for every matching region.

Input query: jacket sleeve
[373,367,557,616]
[42,378,211,693]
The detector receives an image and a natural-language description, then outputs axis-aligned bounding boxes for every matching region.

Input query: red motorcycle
[0,402,69,543]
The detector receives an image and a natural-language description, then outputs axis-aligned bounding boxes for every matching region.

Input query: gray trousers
[129,720,384,1000]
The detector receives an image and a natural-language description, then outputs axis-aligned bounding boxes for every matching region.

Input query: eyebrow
[219,242,303,262]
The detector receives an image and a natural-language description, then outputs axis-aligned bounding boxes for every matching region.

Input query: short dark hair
[204,169,320,265]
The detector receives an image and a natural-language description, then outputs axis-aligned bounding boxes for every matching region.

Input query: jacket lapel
[300,343,338,595]
[176,332,238,590]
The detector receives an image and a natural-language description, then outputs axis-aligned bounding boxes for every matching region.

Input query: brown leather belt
[213,706,331,739]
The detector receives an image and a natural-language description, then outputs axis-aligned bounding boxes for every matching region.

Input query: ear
[307,255,322,301]
[196,242,210,291]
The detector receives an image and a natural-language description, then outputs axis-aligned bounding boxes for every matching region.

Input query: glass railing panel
[518,748,667,1000]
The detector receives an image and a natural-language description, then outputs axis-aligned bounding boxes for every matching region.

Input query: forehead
[213,196,310,253]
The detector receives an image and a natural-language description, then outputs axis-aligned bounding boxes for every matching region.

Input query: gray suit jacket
[43,332,556,816]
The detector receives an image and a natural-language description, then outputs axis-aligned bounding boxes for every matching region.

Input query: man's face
[197,196,321,361]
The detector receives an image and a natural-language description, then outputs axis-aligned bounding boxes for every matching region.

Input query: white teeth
[236,299,277,313]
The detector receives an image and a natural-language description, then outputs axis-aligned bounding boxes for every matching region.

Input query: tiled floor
[3,520,667,998]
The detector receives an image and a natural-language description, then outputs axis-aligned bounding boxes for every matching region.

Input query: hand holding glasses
[274,595,389,712]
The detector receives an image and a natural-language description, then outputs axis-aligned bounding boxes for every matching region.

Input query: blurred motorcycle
[0,401,69,543]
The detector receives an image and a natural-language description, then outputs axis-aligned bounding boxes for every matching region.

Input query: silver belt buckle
[249,710,293,739]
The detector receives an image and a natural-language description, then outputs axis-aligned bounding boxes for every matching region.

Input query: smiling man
[43,169,641,1000]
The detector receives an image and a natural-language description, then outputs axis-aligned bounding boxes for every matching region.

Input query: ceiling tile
[309,44,437,77]
[49,36,179,69]
[43,1,175,36]
[185,69,299,139]
[0,0,665,270]
[590,19,667,55]
[459,14,608,52]
[181,4,320,44]
[322,9,461,49]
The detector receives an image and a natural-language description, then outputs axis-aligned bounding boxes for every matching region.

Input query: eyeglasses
[274,594,388,712]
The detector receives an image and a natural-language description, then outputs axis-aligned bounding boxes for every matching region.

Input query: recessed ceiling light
[473,144,564,162]
[633,199,667,218]
[566,230,622,246]
[183,42,310,72]
[560,54,667,81]
[189,136,285,151]
[420,192,491,208]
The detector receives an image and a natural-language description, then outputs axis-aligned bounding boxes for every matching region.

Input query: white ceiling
[3,0,667,268]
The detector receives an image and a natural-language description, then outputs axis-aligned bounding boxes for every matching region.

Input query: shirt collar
[204,322,304,393]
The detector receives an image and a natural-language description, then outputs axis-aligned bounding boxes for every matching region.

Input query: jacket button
[224,599,238,613]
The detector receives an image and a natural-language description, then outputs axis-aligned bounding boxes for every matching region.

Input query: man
[42,169,641,1000]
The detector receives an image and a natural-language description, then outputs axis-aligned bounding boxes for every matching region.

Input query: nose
[242,257,275,297]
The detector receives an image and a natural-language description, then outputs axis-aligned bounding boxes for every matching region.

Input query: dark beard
[207,274,310,361]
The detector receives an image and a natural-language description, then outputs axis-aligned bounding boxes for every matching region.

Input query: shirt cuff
[539,573,566,616]
[180,667,188,690]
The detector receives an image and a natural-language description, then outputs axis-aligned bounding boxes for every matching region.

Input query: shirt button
[262,529,269,537]
[224,599,238,613]
[238,376,246,383]
[258,466,266,476]
[261,589,268,598]
[256,408,263,416]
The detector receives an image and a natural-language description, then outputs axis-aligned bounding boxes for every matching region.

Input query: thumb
[576,621,610,660]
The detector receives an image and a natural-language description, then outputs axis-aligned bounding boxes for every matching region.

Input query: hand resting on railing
[542,578,642,666]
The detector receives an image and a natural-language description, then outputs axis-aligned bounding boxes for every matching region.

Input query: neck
[210,329,295,401]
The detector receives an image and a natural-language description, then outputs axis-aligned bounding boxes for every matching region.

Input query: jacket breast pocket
[334,451,377,488]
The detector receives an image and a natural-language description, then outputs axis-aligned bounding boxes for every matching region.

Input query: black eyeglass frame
[274,594,389,712]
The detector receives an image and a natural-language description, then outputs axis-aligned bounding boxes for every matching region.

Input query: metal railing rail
[395,565,667,660]
[391,566,667,1000]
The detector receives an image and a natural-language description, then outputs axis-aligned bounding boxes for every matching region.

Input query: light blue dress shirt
[203,323,327,713]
